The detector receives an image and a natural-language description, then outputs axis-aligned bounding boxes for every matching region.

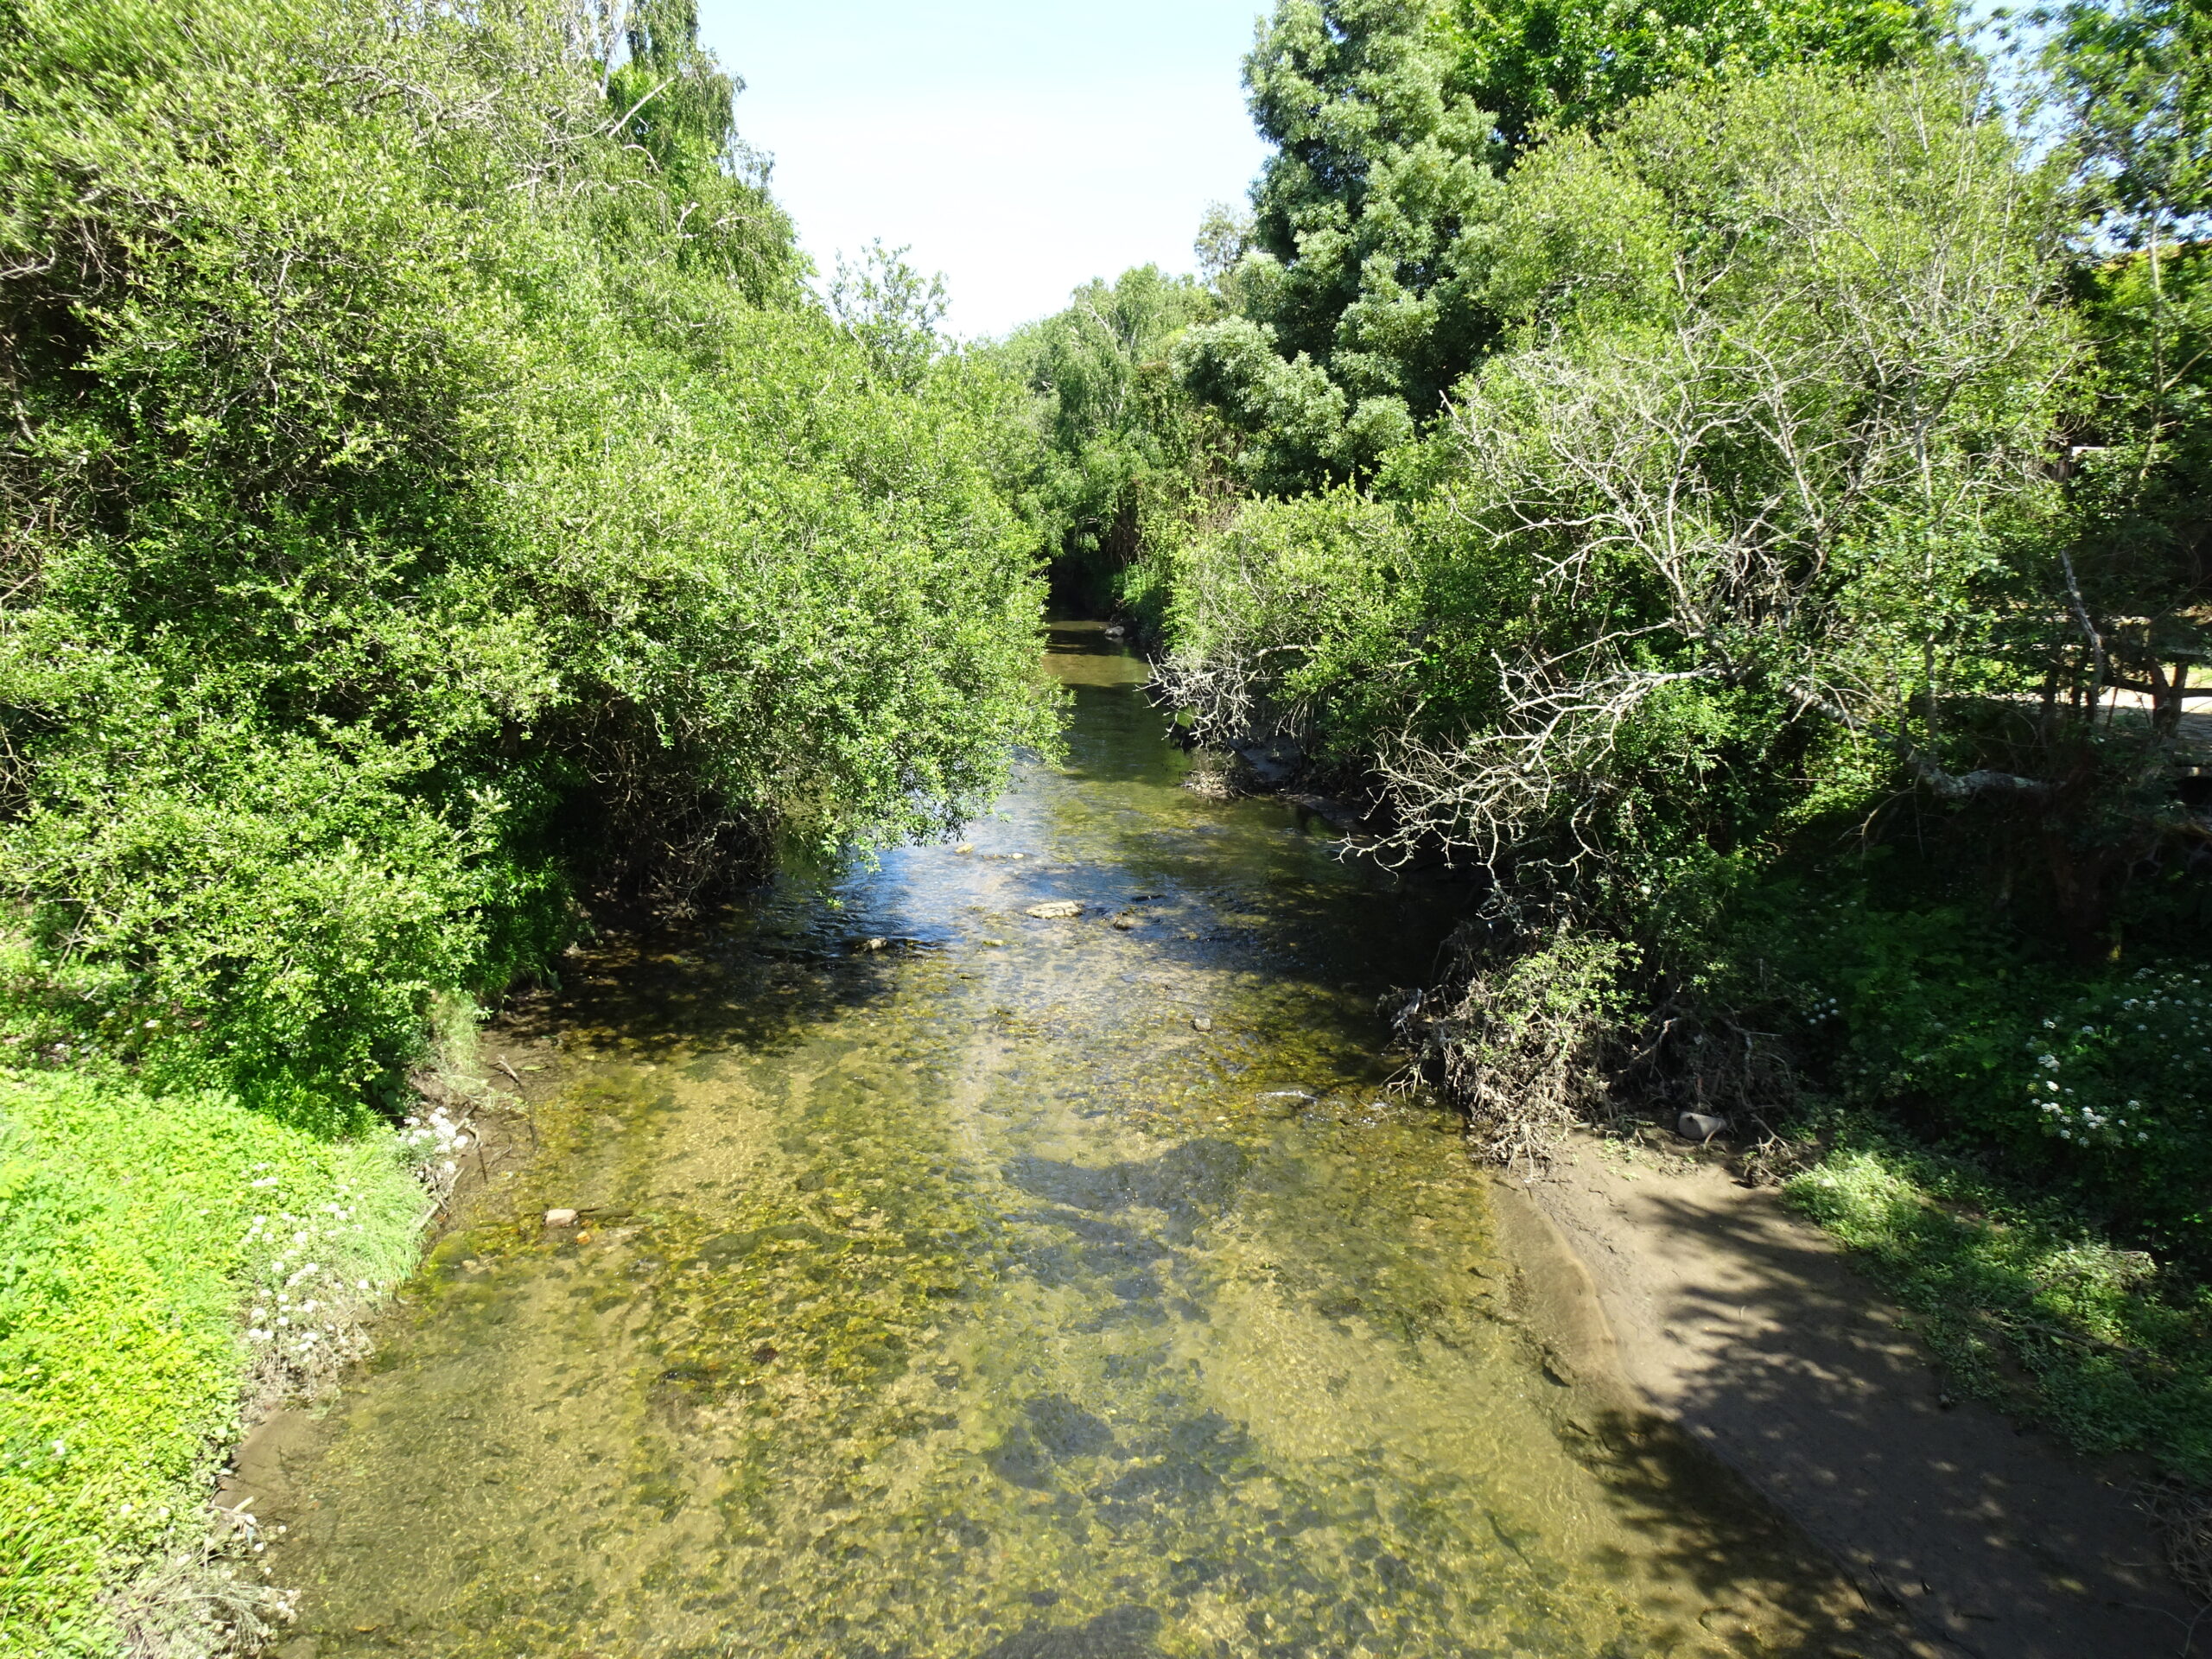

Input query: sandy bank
[1491,1132,2202,1658]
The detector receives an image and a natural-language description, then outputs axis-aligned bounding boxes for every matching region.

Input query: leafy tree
[828,240,951,391]
[0,0,1056,1109]
[1179,0,1492,487]
[997,265,1228,617]
[1164,67,2080,916]
[1437,0,1943,156]
[1180,0,1953,491]
[2037,0,2212,738]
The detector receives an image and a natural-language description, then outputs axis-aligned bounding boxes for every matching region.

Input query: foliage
[2037,0,2212,234]
[827,240,951,392]
[0,1069,425,1654]
[2035,0,2212,735]
[1178,0,1493,486]
[1688,862,2212,1259]
[1170,69,2079,899]
[1436,0,1942,156]
[994,266,1231,621]
[1177,0,1952,492]
[0,0,1057,1111]
[1389,927,1637,1168]
[1787,1117,2212,1483]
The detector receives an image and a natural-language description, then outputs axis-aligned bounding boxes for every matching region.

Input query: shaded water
[263,625,1892,1657]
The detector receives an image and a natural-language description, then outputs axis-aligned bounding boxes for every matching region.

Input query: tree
[997,266,1226,615]
[2037,0,2212,739]
[827,241,950,391]
[1165,71,2079,908]
[1437,0,1942,156]
[1180,0,1953,493]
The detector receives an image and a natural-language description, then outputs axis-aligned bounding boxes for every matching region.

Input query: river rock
[1025,901,1083,919]
[544,1208,579,1227]
[1191,1014,1214,1033]
[1676,1111,1732,1143]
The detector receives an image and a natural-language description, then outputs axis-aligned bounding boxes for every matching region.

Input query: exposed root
[1389,925,1635,1172]
[1180,749,1248,802]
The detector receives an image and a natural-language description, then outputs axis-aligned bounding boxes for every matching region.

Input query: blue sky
[694,2,1271,339]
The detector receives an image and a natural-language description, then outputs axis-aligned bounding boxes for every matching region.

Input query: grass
[1784,1113,2212,1486]
[0,1069,426,1656]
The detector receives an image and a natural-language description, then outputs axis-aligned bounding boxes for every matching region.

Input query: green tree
[0,0,1056,1110]
[2037,0,2212,739]
[1180,0,1953,492]
[1438,0,1942,156]
[997,265,1227,617]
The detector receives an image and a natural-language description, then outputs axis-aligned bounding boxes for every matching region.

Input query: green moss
[0,1071,423,1656]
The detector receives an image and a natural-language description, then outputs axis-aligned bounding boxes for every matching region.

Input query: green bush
[0,0,1056,1111]
[1685,863,2212,1260]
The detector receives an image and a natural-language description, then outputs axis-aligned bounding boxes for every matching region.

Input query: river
[256,622,1896,1658]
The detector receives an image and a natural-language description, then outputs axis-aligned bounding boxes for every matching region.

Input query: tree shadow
[1573,1179,2201,1659]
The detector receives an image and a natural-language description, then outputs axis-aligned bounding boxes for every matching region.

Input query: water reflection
[258,623,1902,1658]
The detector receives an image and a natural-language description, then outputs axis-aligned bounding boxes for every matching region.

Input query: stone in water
[1025,901,1083,919]
[544,1208,579,1227]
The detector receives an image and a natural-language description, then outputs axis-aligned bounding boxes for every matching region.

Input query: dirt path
[1490,1133,2203,1659]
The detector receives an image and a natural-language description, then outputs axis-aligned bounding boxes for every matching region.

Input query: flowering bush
[1750,882,2212,1257]
[2018,968,2212,1155]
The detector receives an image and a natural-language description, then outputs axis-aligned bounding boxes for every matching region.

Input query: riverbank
[1496,1130,2202,1658]
[0,1070,429,1656]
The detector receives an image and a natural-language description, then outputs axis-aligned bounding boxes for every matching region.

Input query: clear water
[265,625,1890,1658]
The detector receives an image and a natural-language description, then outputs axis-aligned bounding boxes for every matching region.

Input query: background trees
[1173,0,1955,492]
[0,0,1056,1113]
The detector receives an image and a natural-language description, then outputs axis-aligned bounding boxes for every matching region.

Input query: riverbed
[255,623,1901,1658]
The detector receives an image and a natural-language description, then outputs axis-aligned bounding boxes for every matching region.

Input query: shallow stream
[260,625,1892,1658]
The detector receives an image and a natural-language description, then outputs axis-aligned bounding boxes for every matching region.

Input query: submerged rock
[1025,901,1084,919]
[543,1208,578,1227]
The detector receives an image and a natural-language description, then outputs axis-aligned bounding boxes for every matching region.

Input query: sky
[693,2,1272,340]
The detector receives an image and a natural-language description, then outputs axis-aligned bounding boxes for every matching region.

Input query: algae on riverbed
[255,626,1903,1658]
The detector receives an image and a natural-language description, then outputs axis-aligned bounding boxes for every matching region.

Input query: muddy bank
[1495,1132,2202,1658]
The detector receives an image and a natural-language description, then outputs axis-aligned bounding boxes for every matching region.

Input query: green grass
[0,1070,425,1656]
[1786,1115,2212,1484]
